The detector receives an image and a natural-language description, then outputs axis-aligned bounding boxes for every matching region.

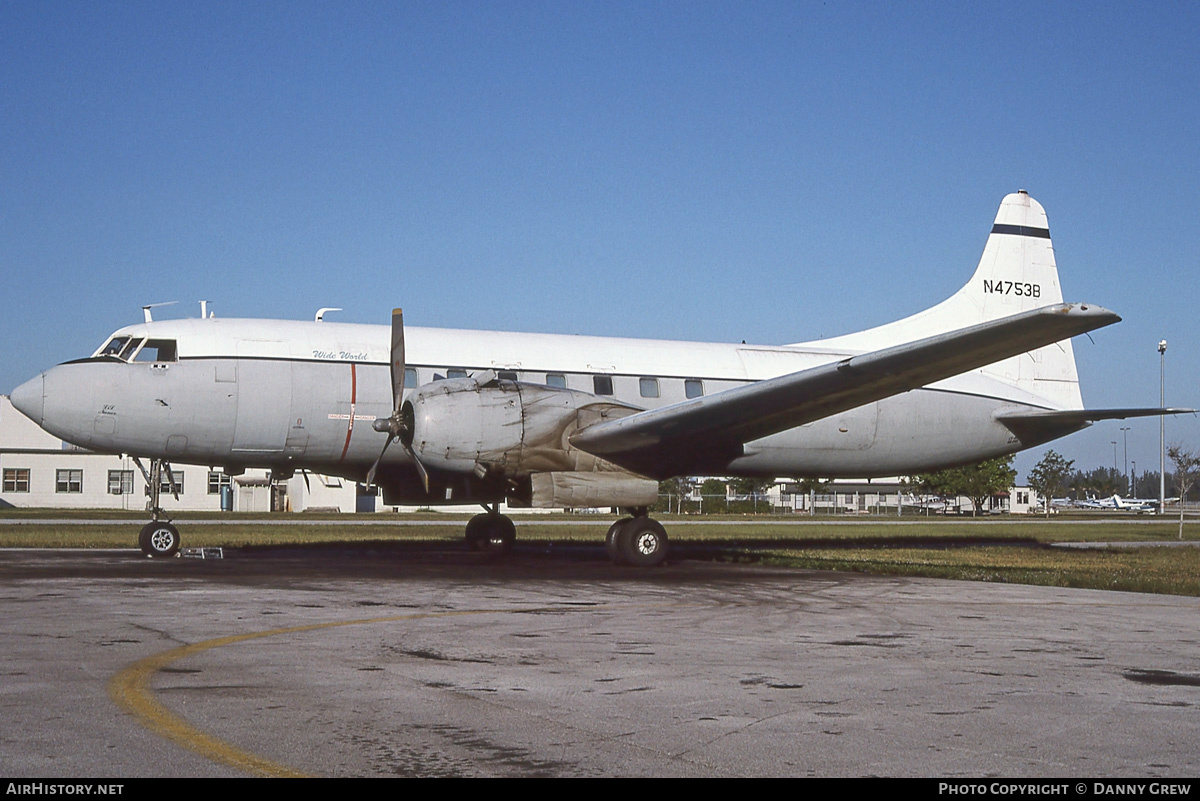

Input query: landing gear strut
[465,504,515,556]
[606,509,669,567]
[133,457,180,558]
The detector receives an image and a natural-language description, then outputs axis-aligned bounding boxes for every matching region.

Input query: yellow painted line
[107,606,574,778]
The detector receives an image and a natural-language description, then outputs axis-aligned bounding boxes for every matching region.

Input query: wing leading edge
[569,303,1121,479]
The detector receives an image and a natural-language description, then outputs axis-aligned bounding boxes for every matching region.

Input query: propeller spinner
[366,308,430,491]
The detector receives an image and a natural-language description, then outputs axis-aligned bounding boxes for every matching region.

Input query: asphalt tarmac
[2,543,1198,777]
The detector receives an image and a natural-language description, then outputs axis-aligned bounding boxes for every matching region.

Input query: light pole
[1132,460,1137,497]
[1159,339,1167,510]
[1120,426,1130,485]
[1112,441,1118,472]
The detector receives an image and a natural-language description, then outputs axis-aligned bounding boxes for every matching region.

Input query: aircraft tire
[618,518,668,567]
[481,514,516,556]
[605,518,633,565]
[464,513,491,551]
[138,522,180,559]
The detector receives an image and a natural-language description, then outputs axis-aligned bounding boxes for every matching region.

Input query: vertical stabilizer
[808,191,1083,410]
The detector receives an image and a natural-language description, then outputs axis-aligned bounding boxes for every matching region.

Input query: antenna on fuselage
[141,301,178,323]
[315,307,342,322]
[199,300,215,319]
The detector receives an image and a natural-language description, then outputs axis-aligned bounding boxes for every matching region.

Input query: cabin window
[108,470,134,495]
[132,339,177,363]
[685,379,704,399]
[3,468,30,493]
[208,471,231,495]
[497,370,518,381]
[404,367,418,388]
[639,377,659,398]
[55,469,83,494]
[446,368,468,379]
[545,373,566,389]
[593,375,614,396]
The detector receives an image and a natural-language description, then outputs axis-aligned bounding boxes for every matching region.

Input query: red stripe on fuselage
[339,363,357,462]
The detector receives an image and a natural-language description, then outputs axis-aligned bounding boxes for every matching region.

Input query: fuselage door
[232,339,292,453]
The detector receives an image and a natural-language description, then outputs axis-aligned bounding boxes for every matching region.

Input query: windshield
[99,337,130,357]
[94,336,147,362]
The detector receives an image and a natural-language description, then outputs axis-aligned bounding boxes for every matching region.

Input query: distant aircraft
[1077,494,1165,513]
[9,191,1190,564]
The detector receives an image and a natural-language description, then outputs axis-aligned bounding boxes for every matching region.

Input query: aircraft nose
[9,374,44,426]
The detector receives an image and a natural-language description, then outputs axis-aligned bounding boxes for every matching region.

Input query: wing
[570,302,1121,479]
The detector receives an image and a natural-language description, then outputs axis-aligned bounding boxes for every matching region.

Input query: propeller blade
[403,442,430,494]
[390,308,405,412]
[365,435,394,488]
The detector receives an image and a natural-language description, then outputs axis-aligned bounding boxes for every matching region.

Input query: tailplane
[810,191,1083,409]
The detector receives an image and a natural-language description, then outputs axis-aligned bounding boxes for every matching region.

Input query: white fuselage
[14,315,1048,487]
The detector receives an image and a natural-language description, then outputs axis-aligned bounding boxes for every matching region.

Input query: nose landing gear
[133,457,181,558]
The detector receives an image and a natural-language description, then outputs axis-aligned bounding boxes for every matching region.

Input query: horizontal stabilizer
[571,302,1121,478]
[998,407,1196,447]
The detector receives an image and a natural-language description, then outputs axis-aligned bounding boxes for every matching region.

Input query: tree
[1027,450,1074,518]
[698,478,728,514]
[657,477,693,514]
[728,477,774,514]
[1167,445,1199,541]
[913,457,1017,517]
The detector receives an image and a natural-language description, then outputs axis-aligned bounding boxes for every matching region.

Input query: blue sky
[2,1,1196,483]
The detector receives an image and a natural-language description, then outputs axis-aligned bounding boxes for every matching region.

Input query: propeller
[366,308,430,492]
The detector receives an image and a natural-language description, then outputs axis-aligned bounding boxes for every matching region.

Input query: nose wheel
[133,457,183,558]
[138,521,180,558]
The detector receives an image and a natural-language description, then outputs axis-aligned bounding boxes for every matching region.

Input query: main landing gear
[464,504,516,556]
[605,510,669,567]
[133,457,181,558]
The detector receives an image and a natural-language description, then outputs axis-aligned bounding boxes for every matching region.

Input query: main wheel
[464,513,491,551]
[605,518,633,565]
[138,521,180,558]
[481,515,516,556]
[618,518,668,567]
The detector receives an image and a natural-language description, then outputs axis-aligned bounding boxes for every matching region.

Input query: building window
[56,469,83,494]
[593,375,614,396]
[3,468,30,493]
[160,473,184,496]
[108,470,134,495]
[639,377,659,398]
[208,471,232,495]
[685,379,704,399]
[545,373,566,389]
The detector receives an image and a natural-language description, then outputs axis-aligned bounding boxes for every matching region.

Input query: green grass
[1,511,1196,596]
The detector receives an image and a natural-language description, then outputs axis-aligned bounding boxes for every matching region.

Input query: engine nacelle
[402,372,643,479]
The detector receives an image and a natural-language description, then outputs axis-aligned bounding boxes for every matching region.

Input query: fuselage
[10,315,1054,487]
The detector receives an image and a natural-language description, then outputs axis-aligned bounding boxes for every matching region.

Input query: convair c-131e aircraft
[9,191,1186,564]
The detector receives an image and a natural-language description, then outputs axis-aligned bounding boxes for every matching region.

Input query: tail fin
[809,191,1083,410]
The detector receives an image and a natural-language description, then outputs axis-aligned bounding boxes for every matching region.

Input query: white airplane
[9,191,1188,564]
[1078,494,1163,512]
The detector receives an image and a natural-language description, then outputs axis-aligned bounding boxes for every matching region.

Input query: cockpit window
[119,338,143,360]
[132,339,178,363]
[99,337,131,357]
